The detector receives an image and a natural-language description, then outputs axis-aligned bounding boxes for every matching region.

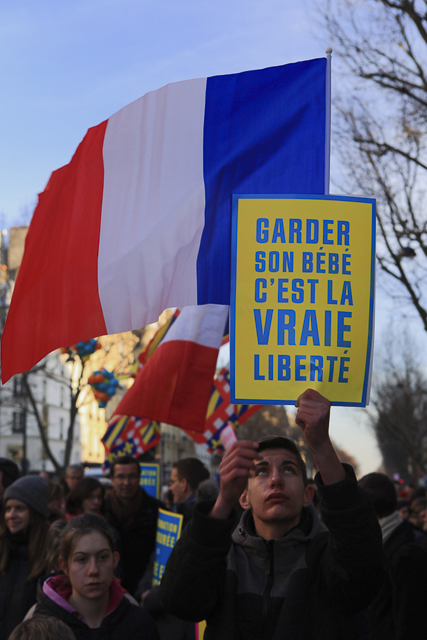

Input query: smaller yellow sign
[230,195,375,406]
[152,509,184,586]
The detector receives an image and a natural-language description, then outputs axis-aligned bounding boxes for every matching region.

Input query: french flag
[1,57,327,382]
[113,305,229,432]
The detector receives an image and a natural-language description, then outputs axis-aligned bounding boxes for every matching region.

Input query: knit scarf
[379,510,401,542]
[110,487,144,527]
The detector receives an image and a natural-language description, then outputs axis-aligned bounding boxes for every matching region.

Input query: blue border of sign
[230,194,376,407]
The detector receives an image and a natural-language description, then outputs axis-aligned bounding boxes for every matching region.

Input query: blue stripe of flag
[197,57,327,304]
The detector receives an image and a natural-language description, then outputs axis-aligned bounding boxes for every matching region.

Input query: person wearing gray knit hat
[3,476,49,519]
[0,476,50,639]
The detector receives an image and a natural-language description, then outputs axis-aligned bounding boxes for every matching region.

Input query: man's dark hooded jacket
[368,518,427,639]
[159,464,386,640]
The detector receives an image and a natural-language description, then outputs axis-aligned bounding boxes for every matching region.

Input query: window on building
[60,418,64,440]
[42,380,47,403]
[60,386,64,407]
[12,412,25,434]
[13,376,23,397]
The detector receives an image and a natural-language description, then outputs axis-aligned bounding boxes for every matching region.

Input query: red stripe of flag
[114,339,218,432]
[1,121,108,382]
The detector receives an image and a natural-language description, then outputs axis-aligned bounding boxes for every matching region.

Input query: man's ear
[303,484,315,508]
[239,490,251,511]
[113,551,119,569]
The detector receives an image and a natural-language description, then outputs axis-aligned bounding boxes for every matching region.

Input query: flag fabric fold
[184,366,265,454]
[112,304,229,432]
[1,57,327,382]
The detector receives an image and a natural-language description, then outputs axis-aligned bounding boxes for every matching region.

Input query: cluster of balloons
[88,369,120,408]
[61,339,101,362]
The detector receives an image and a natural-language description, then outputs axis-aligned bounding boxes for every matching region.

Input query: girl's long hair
[65,477,105,516]
[0,507,49,580]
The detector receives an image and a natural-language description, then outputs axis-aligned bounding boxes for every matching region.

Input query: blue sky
[0,0,389,474]
[1,0,322,226]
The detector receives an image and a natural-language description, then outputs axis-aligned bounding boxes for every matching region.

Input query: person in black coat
[103,456,163,596]
[0,475,50,640]
[359,472,427,639]
[32,513,153,639]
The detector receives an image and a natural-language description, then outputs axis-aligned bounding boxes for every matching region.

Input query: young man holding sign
[159,389,386,640]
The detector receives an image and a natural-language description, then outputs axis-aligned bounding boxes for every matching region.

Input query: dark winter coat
[159,464,386,640]
[368,519,427,640]
[0,532,41,640]
[104,489,163,596]
[174,493,196,530]
[33,574,153,640]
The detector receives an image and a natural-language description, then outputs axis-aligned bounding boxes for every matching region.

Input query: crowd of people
[0,389,426,639]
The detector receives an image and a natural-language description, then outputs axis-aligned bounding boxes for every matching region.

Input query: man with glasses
[104,456,163,596]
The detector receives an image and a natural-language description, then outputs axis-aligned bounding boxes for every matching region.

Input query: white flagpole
[324,47,332,195]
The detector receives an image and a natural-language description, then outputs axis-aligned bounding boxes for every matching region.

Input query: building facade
[0,352,82,472]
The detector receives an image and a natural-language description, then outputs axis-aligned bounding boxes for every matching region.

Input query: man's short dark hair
[110,456,140,477]
[173,458,209,492]
[257,436,308,486]
[358,472,397,518]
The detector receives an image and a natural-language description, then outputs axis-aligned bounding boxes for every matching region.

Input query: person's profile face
[169,467,187,505]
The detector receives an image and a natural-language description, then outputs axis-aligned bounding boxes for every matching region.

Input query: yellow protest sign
[230,195,375,406]
[152,509,184,586]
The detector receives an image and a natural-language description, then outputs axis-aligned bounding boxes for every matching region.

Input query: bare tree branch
[322,0,427,336]
[22,372,61,475]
